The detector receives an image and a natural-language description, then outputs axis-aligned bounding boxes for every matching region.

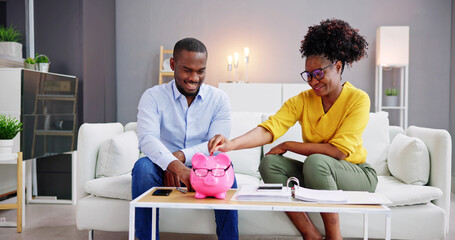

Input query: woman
[208,19,377,240]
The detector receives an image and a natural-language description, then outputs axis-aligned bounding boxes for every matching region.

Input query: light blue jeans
[132,157,239,240]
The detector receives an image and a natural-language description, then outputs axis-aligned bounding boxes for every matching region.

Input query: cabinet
[0,152,23,233]
[375,65,409,129]
[0,68,78,202]
[158,46,173,85]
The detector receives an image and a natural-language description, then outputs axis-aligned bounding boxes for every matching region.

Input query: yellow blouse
[259,82,370,164]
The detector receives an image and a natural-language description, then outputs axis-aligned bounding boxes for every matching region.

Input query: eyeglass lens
[302,70,324,82]
[194,168,226,177]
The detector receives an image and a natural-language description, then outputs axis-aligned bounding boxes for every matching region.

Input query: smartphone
[152,189,173,196]
[257,183,283,191]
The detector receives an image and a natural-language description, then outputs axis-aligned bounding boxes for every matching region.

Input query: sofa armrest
[405,125,452,232]
[76,122,124,200]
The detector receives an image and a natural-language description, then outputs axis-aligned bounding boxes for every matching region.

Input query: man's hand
[172,150,185,164]
[166,160,194,191]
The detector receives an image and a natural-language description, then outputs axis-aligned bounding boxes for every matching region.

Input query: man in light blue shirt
[132,38,238,240]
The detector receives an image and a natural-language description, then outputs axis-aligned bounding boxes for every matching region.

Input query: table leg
[363,213,368,240]
[129,204,135,240]
[152,207,157,240]
[385,212,391,240]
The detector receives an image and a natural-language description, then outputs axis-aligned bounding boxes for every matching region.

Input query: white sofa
[76,111,452,239]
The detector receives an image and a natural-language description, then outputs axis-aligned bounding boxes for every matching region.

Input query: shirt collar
[171,80,207,101]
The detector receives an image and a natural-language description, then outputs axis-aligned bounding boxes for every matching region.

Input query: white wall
[116,0,452,136]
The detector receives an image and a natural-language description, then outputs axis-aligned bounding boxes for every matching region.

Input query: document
[234,185,292,202]
[294,186,348,203]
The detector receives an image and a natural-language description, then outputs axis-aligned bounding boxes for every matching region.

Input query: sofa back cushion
[96,131,140,178]
[362,111,391,175]
[227,112,263,178]
[262,113,307,162]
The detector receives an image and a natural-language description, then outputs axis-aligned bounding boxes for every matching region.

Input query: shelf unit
[0,152,23,233]
[158,45,173,85]
[375,64,409,129]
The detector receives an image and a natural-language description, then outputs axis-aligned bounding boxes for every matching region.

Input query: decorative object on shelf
[375,26,409,129]
[24,57,36,70]
[0,25,23,59]
[384,88,399,106]
[0,114,23,154]
[35,54,50,72]
[227,55,233,82]
[226,47,250,83]
[244,47,249,82]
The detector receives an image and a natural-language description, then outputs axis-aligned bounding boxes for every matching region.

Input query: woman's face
[305,55,342,99]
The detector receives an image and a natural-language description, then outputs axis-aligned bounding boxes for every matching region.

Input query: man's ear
[170,57,175,71]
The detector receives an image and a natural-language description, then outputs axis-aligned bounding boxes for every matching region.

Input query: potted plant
[24,57,36,70]
[384,88,399,106]
[0,25,23,59]
[35,53,50,72]
[0,114,22,154]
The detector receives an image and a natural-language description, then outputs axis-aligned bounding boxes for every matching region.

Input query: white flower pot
[0,42,23,59]
[37,62,50,72]
[0,139,14,154]
[384,96,399,107]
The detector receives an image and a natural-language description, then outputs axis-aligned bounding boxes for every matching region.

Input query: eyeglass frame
[300,62,336,83]
[192,163,233,177]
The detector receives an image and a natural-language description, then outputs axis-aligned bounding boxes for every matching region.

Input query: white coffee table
[129,187,391,240]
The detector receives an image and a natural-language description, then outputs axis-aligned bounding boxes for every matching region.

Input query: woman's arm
[267,141,346,160]
[208,126,273,155]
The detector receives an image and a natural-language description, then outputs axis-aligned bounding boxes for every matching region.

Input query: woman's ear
[336,61,343,74]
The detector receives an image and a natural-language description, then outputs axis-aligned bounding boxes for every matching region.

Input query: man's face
[170,50,207,97]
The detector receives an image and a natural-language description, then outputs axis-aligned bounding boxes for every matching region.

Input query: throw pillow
[387,133,430,185]
[96,131,140,178]
[362,111,391,176]
[227,112,263,178]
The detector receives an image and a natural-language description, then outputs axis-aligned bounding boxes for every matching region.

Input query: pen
[176,187,187,194]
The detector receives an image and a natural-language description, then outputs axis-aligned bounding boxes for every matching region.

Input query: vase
[0,42,23,59]
[37,62,50,72]
[24,62,36,70]
[0,139,14,154]
[384,96,399,107]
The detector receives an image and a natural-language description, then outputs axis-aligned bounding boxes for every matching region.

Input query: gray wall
[451,0,455,178]
[116,0,452,133]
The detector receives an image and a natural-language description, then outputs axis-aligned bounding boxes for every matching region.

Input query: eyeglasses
[300,62,336,82]
[192,164,232,177]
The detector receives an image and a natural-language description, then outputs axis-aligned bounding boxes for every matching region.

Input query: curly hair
[300,19,368,72]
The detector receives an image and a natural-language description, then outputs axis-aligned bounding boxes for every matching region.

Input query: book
[234,185,291,202]
[293,186,348,203]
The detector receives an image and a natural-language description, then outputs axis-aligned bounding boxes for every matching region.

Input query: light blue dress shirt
[136,80,231,171]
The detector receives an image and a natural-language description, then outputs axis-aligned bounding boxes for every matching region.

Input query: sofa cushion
[262,113,307,162]
[85,173,132,200]
[388,133,430,185]
[375,176,442,207]
[227,112,263,178]
[96,131,140,178]
[362,111,390,176]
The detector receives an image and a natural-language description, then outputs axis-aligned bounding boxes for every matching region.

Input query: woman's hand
[208,134,232,155]
[265,142,288,156]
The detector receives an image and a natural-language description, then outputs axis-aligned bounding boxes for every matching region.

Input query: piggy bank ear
[191,153,207,167]
[216,153,231,166]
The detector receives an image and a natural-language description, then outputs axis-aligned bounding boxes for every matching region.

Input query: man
[132,38,238,240]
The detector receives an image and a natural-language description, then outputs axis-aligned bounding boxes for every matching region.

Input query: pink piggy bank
[190,152,234,199]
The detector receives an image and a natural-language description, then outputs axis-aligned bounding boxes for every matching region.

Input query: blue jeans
[132,157,239,240]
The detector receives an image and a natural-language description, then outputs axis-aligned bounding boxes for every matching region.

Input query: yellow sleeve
[328,91,370,162]
[259,94,302,142]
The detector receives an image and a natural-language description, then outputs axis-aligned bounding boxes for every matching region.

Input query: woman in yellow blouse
[209,19,377,240]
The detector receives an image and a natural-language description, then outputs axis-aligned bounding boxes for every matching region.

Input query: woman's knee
[259,154,281,175]
[302,154,331,176]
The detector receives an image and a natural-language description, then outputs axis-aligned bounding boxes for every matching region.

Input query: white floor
[1,193,455,240]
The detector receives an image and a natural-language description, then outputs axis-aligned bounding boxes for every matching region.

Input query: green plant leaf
[0,114,23,139]
[0,25,22,42]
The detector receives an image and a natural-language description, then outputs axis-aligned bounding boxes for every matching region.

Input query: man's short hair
[173,38,207,60]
